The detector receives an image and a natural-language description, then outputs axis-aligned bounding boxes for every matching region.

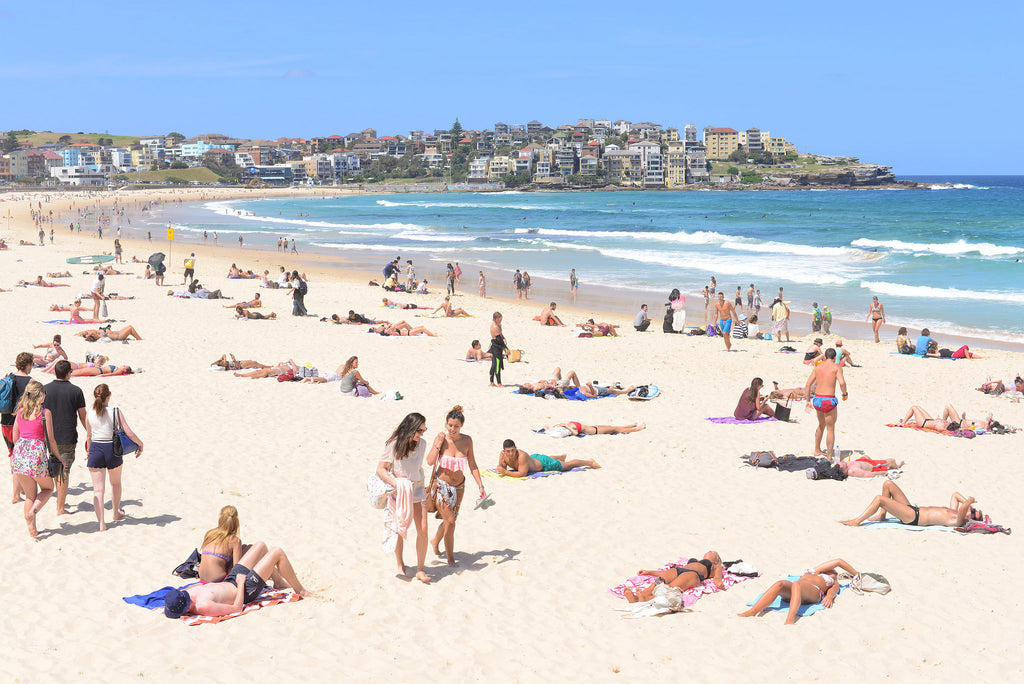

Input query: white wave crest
[860,280,1024,305]
[376,199,555,211]
[851,238,1022,257]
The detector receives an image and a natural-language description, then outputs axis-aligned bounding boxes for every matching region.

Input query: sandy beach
[1,189,1022,682]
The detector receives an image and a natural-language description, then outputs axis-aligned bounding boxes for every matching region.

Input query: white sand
[1,189,1022,681]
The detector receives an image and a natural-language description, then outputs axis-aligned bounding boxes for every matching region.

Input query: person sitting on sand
[897,404,994,431]
[734,377,775,420]
[337,356,379,395]
[69,364,134,377]
[804,338,824,364]
[579,382,634,398]
[495,438,600,478]
[896,327,914,355]
[211,354,270,371]
[538,302,565,326]
[840,480,984,528]
[69,299,108,324]
[738,559,858,625]
[368,321,436,337]
[32,334,68,367]
[162,542,310,619]
[432,295,470,317]
[382,298,421,310]
[235,306,276,320]
[75,325,143,342]
[466,340,492,361]
[198,505,244,583]
[518,367,583,394]
[224,293,261,309]
[623,552,725,604]
[46,271,72,278]
[541,421,646,437]
[837,457,904,478]
[577,319,620,336]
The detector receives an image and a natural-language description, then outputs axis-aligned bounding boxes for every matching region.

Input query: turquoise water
[147,176,1024,342]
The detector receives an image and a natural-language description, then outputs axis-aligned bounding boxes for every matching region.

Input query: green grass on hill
[22,131,141,147]
[120,167,222,183]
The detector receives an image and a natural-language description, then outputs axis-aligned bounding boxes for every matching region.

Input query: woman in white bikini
[738,558,858,624]
[427,406,486,567]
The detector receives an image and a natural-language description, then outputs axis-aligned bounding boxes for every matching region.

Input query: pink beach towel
[706,415,777,424]
[608,559,756,608]
[382,479,414,552]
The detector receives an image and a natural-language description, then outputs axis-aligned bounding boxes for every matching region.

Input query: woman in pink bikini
[738,558,858,625]
[427,406,486,566]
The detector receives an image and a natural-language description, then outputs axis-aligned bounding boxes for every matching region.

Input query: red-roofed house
[704,127,740,159]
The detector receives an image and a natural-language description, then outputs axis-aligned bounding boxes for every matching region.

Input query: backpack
[0,373,15,413]
[296,280,308,296]
[184,257,194,269]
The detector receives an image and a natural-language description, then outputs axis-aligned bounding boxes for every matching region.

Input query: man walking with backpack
[43,360,87,515]
[183,253,196,285]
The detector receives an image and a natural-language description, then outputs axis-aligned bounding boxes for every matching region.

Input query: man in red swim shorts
[803,348,848,458]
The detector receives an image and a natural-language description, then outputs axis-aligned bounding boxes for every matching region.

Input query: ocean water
[145,176,1024,342]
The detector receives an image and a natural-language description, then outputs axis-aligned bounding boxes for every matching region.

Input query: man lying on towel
[840,480,984,528]
[495,439,600,476]
[163,543,309,618]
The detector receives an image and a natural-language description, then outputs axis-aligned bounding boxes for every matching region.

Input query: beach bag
[850,572,892,595]
[354,383,371,398]
[424,461,439,514]
[366,472,394,509]
[277,371,295,382]
[747,450,777,467]
[0,373,15,413]
[773,397,792,422]
[111,408,139,457]
[100,301,108,318]
[507,349,523,363]
[952,429,976,439]
[172,549,201,579]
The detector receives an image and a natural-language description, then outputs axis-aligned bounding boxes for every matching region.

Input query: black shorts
[87,441,123,470]
[184,268,194,279]
[226,563,266,603]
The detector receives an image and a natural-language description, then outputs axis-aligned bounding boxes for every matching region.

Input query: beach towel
[706,415,777,424]
[860,519,957,532]
[608,559,757,609]
[124,585,303,625]
[532,427,587,438]
[42,319,94,325]
[886,423,977,438]
[483,466,587,480]
[744,575,846,617]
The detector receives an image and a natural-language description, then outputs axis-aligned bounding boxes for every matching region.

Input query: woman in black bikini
[898,404,994,432]
[624,551,725,603]
[866,296,885,343]
[199,505,244,582]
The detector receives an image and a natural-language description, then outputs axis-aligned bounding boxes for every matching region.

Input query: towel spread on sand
[860,519,957,532]
[483,467,587,480]
[124,585,303,625]
[608,559,757,608]
[706,415,777,424]
[745,575,847,617]
[42,319,94,324]
[886,423,975,437]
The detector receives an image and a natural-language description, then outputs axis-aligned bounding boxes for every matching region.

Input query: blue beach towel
[746,575,847,617]
[123,583,197,609]
[860,519,957,532]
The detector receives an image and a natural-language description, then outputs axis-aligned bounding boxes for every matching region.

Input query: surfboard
[628,384,660,401]
[66,255,115,265]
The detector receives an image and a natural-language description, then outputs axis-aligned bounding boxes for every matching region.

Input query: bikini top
[688,558,714,578]
[804,570,835,587]
[437,437,470,472]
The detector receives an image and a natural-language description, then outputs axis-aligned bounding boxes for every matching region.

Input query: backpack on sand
[0,373,15,414]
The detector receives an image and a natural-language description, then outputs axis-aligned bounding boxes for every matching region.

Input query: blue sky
[1,1,1021,174]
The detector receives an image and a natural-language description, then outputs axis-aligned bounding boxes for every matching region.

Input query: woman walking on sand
[377,413,431,583]
[85,383,143,531]
[427,406,486,567]
[10,381,60,537]
[866,296,885,343]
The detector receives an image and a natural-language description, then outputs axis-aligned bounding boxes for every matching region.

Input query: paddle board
[66,255,115,264]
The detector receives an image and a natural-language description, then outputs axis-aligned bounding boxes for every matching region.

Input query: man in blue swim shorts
[494,439,600,477]
[803,348,848,459]
[713,292,739,351]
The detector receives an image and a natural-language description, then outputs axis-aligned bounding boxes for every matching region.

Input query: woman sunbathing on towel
[738,559,858,625]
[836,457,904,478]
[211,354,270,371]
[46,271,72,278]
[542,421,646,436]
[368,321,436,337]
[382,298,421,310]
[23,275,69,287]
[518,367,582,393]
[69,364,134,377]
[235,306,276,320]
[897,405,994,431]
[840,480,983,528]
[69,299,108,324]
[734,377,774,420]
[75,325,143,342]
[624,551,725,603]
[432,296,470,317]
[224,293,261,309]
[233,360,297,379]
[576,319,620,336]
[42,356,108,374]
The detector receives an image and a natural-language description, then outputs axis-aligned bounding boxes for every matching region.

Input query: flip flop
[474,493,495,510]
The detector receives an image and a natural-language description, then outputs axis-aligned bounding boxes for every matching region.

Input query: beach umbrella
[148,252,166,267]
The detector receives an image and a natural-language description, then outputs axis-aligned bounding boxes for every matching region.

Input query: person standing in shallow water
[569,268,578,304]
